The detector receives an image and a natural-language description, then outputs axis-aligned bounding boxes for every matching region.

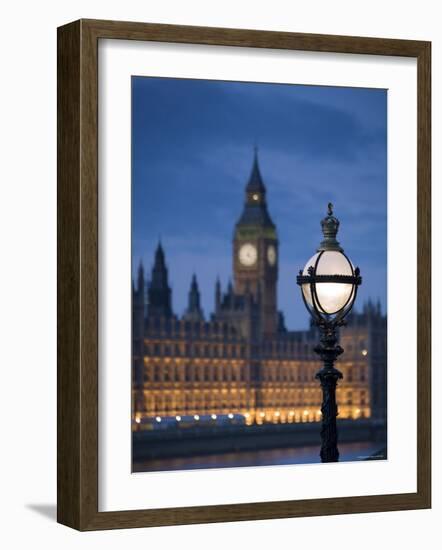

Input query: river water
[133,441,386,473]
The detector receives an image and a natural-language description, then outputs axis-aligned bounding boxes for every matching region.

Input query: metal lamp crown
[318,202,343,252]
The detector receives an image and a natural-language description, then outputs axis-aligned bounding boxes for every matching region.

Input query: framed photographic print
[57,19,431,530]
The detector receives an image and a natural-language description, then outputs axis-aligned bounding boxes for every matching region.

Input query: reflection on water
[133,441,385,473]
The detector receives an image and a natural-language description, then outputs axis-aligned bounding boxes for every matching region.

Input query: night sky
[132,77,387,330]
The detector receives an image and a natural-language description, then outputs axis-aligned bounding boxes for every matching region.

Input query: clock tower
[233,149,278,336]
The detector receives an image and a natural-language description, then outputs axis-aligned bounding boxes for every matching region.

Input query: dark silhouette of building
[147,242,172,319]
[132,151,387,428]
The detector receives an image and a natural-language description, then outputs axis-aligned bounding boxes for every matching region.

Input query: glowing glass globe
[302,251,355,315]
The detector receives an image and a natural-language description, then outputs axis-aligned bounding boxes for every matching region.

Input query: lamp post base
[314,325,344,463]
[316,366,343,462]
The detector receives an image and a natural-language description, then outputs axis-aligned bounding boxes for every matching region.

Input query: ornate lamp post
[296,203,362,462]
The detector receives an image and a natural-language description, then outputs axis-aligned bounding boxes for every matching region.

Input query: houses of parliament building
[132,152,387,429]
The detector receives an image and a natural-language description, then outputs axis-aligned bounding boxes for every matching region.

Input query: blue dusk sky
[132,76,387,330]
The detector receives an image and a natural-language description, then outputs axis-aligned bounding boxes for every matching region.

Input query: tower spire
[236,148,275,228]
[246,147,266,195]
[134,259,145,314]
[215,276,221,312]
[147,242,173,318]
[183,273,204,321]
[228,278,233,295]
[137,259,144,292]
[154,241,166,268]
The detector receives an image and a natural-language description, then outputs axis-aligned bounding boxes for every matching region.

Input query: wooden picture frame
[57,18,431,531]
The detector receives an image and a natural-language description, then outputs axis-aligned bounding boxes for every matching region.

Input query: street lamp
[296,203,362,462]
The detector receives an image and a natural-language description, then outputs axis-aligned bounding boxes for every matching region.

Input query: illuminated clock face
[239,243,257,266]
[267,245,276,266]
